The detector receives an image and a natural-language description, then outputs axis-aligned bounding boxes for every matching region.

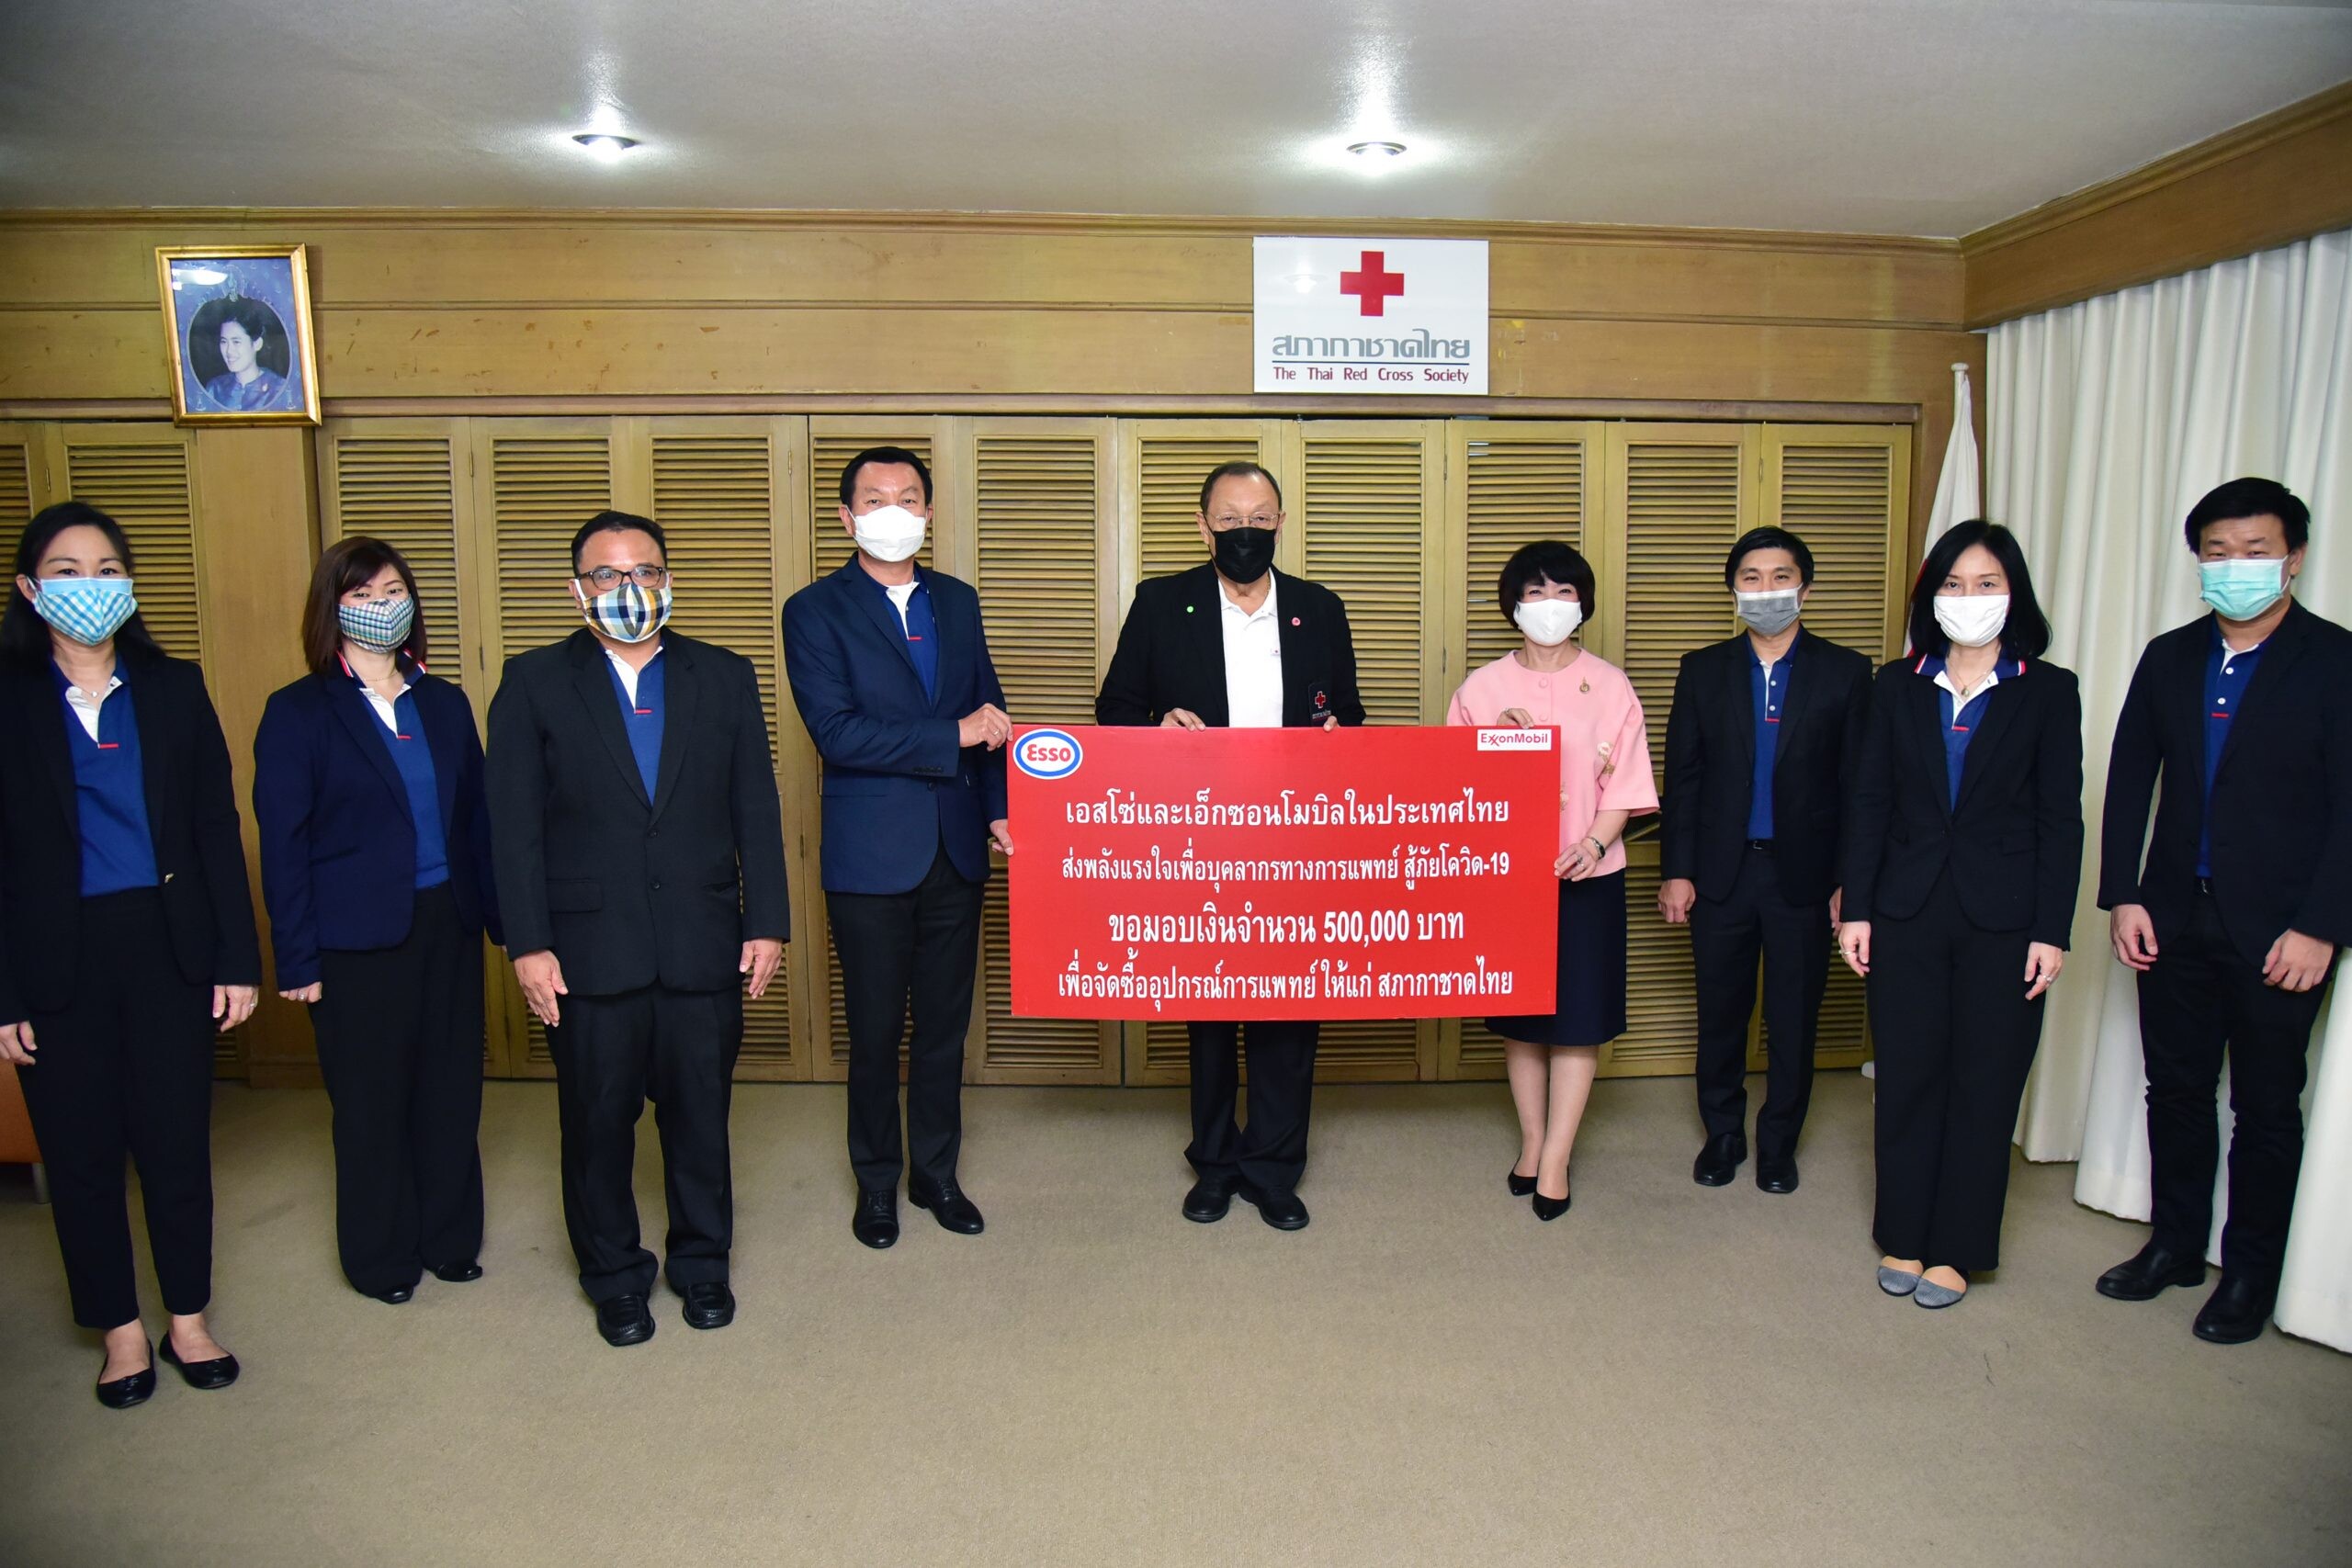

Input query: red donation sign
[1007,725,1560,1021]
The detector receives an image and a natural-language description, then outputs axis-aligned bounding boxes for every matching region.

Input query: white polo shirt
[1220,574,1284,729]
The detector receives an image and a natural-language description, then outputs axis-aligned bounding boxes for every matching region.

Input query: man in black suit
[487,511,788,1347]
[2096,477,2351,1344]
[1659,527,1871,1193]
[1097,460,1363,1231]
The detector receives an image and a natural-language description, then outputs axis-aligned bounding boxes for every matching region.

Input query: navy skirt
[1485,871,1627,1048]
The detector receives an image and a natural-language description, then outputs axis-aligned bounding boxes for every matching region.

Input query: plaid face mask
[577,579,672,643]
[30,576,138,646]
[337,596,415,653]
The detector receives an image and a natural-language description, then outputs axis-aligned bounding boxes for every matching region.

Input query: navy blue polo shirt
[865,567,939,703]
[2199,620,2264,877]
[350,662,448,889]
[605,647,666,800]
[54,662,160,896]
[1747,642,1789,840]
[1916,653,2025,808]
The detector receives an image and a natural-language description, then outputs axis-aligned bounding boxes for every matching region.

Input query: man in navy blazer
[784,446,1012,1250]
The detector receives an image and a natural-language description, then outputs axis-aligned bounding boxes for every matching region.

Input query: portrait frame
[154,243,322,425]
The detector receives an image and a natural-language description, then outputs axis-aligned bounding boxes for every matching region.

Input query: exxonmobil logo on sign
[1254,236,1488,395]
[1012,728,1084,780]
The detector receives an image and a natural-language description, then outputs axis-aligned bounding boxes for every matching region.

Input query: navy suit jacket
[783,557,1009,895]
[253,669,502,991]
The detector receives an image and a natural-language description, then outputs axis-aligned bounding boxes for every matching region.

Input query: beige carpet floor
[1,1072,2346,1568]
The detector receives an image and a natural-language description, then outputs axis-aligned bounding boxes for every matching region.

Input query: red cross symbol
[1339,250,1405,317]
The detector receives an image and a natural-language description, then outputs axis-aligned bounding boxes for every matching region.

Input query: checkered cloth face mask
[579,579,672,643]
[337,596,415,653]
[29,577,138,646]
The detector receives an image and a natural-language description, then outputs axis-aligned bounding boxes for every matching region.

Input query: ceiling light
[1347,141,1407,159]
[572,132,639,159]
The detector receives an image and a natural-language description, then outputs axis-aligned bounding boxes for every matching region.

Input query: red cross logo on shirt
[1340,250,1405,317]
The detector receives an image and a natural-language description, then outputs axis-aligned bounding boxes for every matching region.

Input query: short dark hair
[2184,477,2309,553]
[1198,461,1283,514]
[838,446,932,509]
[303,536,426,677]
[1498,539,1597,627]
[1906,519,2052,660]
[217,297,273,343]
[1724,526,1815,588]
[1,501,165,670]
[570,510,667,572]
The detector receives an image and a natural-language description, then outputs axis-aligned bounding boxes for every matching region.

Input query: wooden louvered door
[0,423,35,621]
[801,420,954,1083]
[1113,421,1289,1086]
[967,419,1121,1082]
[1757,424,1910,1071]
[1601,425,1759,1078]
[468,419,618,1078]
[1438,422,1600,1080]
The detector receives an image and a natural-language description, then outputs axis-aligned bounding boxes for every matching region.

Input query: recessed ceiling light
[1347,141,1407,159]
[572,132,640,158]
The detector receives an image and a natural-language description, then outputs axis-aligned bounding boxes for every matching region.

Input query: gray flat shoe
[1914,1276,1968,1309]
[1877,1265,1921,1297]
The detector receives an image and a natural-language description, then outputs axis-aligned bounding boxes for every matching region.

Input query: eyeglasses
[576,564,669,592]
[1205,513,1279,532]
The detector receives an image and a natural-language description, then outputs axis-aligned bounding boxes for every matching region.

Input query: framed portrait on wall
[154,244,322,424]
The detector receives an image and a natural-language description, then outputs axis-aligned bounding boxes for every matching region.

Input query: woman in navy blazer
[253,536,501,1303]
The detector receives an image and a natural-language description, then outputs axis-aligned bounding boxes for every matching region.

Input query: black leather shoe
[431,1261,484,1283]
[95,1341,155,1410]
[368,1284,415,1304]
[910,1180,985,1235]
[1692,1132,1746,1187]
[2096,1242,2208,1302]
[680,1281,735,1330]
[1756,1156,1800,1195]
[2192,1274,2277,1345]
[853,1187,899,1250]
[1532,1183,1572,1222]
[1507,1165,1537,1198]
[158,1331,241,1390]
[1182,1175,1235,1223]
[1234,1178,1309,1230]
[594,1293,655,1348]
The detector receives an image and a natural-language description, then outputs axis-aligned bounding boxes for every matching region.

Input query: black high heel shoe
[95,1339,156,1410]
[1532,1182,1572,1222]
[159,1327,241,1391]
[1508,1166,1537,1198]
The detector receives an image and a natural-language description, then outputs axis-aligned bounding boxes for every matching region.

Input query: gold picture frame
[154,243,322,425]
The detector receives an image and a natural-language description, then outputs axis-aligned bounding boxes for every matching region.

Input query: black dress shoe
[2192,1274,2277,1345]
[95,1341,155,1410]
[680,1281,735,1330]
[1235,1178,1309,1230]
[1756,1156,1799,1195]
[2096,1241,2208,1301]
[368,1284,415,1304]
[431,1261,484,1283]
[853,1187,900,1250]
[158,1331,241,1390]
[1692,1132,1746,1187]
[1182,1175,1235,1223]
[910,1180,986,1235]
[594,1293,656,1348]
[1507,1166,1537,1198]
[1532,1183,1572,1222]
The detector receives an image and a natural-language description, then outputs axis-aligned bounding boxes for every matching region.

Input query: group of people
[0,456,2337,1410]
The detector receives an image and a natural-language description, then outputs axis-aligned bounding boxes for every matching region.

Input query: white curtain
[1985,227,2352,1352]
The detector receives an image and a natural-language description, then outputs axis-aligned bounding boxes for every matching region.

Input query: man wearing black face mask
[1097,460,1364,1229]
[1658,527,1871,1194]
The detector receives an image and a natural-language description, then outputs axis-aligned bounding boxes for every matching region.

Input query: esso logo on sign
[1012,728,1084,780]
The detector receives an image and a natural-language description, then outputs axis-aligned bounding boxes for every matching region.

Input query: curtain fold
[1985,227,2352,1352]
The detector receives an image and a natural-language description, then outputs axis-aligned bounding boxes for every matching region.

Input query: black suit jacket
[485,629,787,996]
[1096,564,1365,728]
[1840,656,2084,947]
[1658,627,1871,907]
[2098,602,2352,967]
[0,648,262,1022]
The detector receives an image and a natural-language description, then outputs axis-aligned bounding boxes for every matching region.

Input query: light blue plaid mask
[578,579,671,643]
[337,595,415,652]
[30,576,138,646]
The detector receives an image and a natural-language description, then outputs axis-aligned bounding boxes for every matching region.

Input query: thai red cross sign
[1252,235,1490,394]
[1007,725,1558,1021]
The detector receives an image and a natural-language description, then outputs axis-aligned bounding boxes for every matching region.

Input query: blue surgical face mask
[2199,558,2289,623]
[337,595,415,653]
[30,576,139,646]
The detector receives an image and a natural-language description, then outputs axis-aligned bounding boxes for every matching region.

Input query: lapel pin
[1292,616,1302,626]
[1184,604,1194,614]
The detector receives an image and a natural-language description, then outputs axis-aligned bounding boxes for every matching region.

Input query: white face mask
[1513,597,1583,647]
[853,503,926,564]
[1933,592,2009,649]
